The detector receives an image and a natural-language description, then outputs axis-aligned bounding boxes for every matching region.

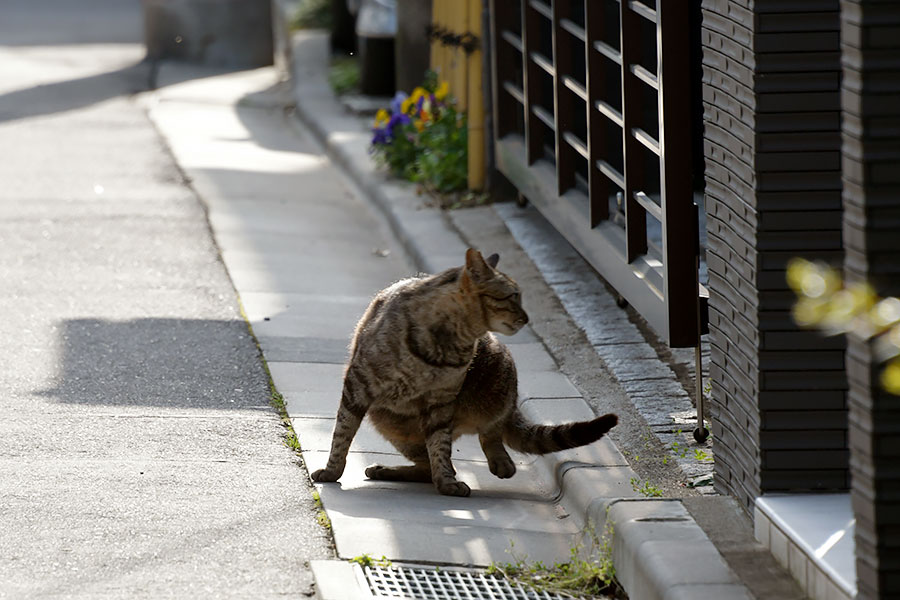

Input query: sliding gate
[489,0,706,348]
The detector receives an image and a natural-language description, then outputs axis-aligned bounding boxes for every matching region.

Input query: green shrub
[290,0,332,30]
[329,56,360,96]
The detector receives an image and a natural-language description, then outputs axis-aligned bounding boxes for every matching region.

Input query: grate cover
[363,565,590,600]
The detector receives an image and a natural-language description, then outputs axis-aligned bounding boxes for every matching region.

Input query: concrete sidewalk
[144,58,772,598]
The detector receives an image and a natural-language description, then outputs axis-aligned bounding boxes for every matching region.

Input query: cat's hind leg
[423,400,470,497]
[365,440,432,482]
[365,464,432,482]
[479,433,516,479]
[311,373,370,482]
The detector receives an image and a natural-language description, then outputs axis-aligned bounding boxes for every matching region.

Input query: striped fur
[310,249,618,496]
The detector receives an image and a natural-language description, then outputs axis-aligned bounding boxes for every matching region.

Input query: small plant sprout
[350,554,393,568]
[694,449,713,462]
[630,477,664,498]
[316,509,331,529]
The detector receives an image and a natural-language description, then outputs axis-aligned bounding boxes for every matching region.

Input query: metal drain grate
[364,565,589,600]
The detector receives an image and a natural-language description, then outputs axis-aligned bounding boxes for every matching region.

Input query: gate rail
[489,0,706,347]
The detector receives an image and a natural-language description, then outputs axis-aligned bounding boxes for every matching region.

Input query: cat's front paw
[436,480,471,497]
[488,457,516,479]
[311,468,341,482]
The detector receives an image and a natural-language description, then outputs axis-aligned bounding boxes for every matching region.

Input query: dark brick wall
[841,1,900,597]
[701,0,848,511]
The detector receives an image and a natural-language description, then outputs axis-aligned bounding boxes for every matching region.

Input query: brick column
[701,0,848,511]
[841,1,900,597]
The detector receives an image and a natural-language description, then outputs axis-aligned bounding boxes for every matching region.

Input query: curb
[280,26,753,600]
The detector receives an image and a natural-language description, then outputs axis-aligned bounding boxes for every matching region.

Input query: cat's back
[350,267,462,351]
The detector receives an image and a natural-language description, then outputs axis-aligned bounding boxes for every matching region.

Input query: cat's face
[464,249,530,335]
[480,274,529,335]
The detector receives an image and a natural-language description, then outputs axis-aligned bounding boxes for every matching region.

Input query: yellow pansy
[435,81,450,101]
[374,108,390,127]
[881,359,900,395]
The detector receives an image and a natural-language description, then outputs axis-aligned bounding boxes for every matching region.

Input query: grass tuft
[486,523,622,598]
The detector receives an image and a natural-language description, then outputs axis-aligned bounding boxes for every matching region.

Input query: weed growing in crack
[486,522,622,598]
[630,477,664,498]
[693,449,713,462]
[350,554,393,569]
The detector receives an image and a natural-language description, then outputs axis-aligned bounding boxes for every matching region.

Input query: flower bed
[370,72,468,197]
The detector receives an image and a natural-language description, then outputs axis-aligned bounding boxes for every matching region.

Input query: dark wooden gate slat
[595,99,623,127]
[488,0,702,348]
[594,39,622,65]
[586,0,611,226]
[620,0,649,261]
[552,0,576,196]
[522,0,543,164]
[491,0,522,141]
[658,0,699,346]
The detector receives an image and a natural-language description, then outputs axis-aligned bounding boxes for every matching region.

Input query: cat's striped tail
[502,411,618,455]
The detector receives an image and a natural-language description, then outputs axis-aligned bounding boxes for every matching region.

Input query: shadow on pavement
[38,318,271,411]
[0,62,152,124]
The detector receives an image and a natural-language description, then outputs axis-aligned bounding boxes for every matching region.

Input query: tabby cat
[311,249,618,496]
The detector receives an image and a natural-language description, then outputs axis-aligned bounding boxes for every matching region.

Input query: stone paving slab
[268,361,346,416]
[312,472,583,567]
[255,335,350,364]
[506,342,559,372]
[221,251,402,291]
[517,370,582,400]
[239,291,371,342]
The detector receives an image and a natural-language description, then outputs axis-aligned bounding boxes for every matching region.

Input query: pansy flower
[434,81,450,101]
[390,91,408,116]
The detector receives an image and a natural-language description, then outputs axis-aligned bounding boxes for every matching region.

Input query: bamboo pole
[466,0,484,190]
[429,0,484,190]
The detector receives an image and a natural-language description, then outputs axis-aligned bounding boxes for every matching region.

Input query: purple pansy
[390,91,408,116]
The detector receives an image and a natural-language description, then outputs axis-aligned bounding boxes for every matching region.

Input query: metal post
[693,247,709,443]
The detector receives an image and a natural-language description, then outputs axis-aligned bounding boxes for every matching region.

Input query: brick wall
[701,0,848,511]
[841,1,900,596]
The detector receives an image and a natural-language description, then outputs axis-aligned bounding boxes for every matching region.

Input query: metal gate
[489,0,706,347]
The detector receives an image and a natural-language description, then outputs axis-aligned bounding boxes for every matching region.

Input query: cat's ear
[465,248,493,282]
[486,253,500,269]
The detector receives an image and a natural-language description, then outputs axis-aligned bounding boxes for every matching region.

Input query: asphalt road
[0,1,332,597]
